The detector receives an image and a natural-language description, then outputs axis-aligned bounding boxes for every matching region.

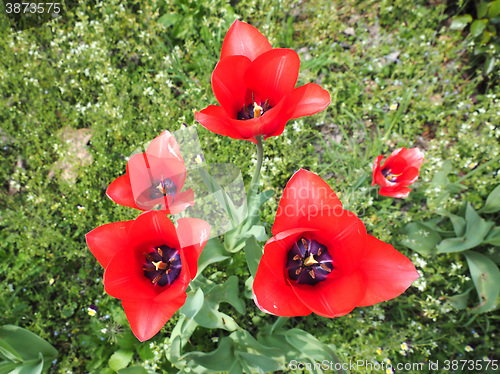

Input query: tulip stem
[248,136,264,215]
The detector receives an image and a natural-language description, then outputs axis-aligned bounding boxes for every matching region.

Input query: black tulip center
[145,177,177,200]
[237,98,271,120]
[286,237,333,286]
[143,245,181,287]
[381,168,402,182]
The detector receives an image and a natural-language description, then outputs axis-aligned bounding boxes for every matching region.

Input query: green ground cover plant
[0,0,499,373]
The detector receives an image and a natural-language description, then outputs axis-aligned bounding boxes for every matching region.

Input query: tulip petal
[381,147,405,168]
[253,233,313,316]
[397,167,420,185]
[128,211,179,250]
[357,235,419,307]
[106,174,140,210]
[288,83,331,119]
[163,189,195,214]
[126,153,157,201]
[212,56,252,117]
[226,99,288,140]
[130,154,188,211]
[384,153,408,175]
[145,130,183,162]
[291,269,365,318]
[309,212,367,272]
[399,148,424,169]
[122,295,186,342]
[176,218,211,278]
[245,48,300,105]
[372,155,385,186]
[104,246,157,300]
[104,213,187,301]
[379,187,412,198]
[86,220,133,268]
[195,106,255,143]
[220,20,272,61]
[273,169,342,235]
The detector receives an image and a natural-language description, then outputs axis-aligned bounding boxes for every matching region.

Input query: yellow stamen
[253,102,263,118]
[386,172,403,181]
[156,182,166,195]
[152,261,168,271]
[320,263,332,272]
[301,238,309,250]
[304,253,318,266]
[152,274,162,284]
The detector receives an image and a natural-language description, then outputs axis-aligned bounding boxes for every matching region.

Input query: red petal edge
[253,232,313,317]
[220,20,273,61]
[106,174,140,210]
[272,169,342,235]
[357,235,419,307]
[86,220,133,268]
[122,295,186,341]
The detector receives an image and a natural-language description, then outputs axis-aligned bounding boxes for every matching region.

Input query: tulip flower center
[146,177,177,199]
[143,245,181,287]
[286,237,333,286]
[237,99,271,120]
[381,169,402,182]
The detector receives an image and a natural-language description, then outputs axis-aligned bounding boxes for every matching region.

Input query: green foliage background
[0,0,499,372]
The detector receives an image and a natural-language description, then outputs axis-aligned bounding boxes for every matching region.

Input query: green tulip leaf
[401,222,442,256]
[230,330,283,373]
[448,287,474,310]
[108,350,134,372]
[449,214,466,237]
[196,238,229,277]
[450,14,473,30]
[444,182,467,193]
[196,166,247,228]
[179,288,204,319]
[437,204,495,253]
[479,184,500,213]
[190,276,244,331]
[0,338,22,362]
[244,236,263,278]
[484,226,500,247]
[0,325,57,373]
[182,338,236,372]
[464,251,500,313]
[285,329,337,362]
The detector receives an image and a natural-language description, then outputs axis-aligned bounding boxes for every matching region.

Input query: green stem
[247,136,264,212]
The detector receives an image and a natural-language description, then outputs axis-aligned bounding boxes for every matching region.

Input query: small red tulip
[253,169,419,317]
[195,20,330,143]
[372,147,425,198]
[106,131,195,213]
[86,211,210,341]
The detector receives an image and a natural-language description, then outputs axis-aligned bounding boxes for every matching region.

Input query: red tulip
[107,131,195,213]
[252,169,419,317]
[372,147,424,198]
[86,211,210,341]
[195,20,330,143]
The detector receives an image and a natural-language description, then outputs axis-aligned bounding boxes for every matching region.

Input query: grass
[1,0,499,372]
